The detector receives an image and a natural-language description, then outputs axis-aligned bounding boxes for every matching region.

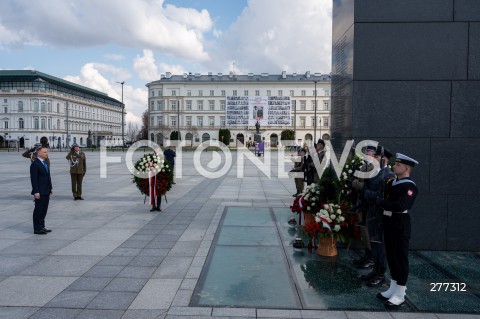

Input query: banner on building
[226,96,291,126]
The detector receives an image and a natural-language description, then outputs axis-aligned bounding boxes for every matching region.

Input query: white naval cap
[395,153,419,167]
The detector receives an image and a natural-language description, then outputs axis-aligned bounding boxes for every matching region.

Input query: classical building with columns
[0,70,124,149]
[147,71,331,147]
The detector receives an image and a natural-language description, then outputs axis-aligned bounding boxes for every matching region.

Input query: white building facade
[147,71,331,147]
[0,70,124,149]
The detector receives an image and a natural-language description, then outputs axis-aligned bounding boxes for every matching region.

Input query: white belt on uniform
[383,210,408,217]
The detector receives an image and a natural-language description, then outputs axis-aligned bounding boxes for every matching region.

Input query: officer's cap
[395,153,418,167]
[375,145,394,159]
[364,145,377,154]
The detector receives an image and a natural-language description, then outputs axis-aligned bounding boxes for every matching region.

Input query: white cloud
[0,0,212,61]
[64,63,146,126]
[133,49,159,81]
[207,0,332,74]
[212,28,223,38]
[158,63,187,76]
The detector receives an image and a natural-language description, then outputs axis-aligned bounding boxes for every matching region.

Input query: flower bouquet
[303,203,350,256]
[131,153,174,206]
[290,183,323,226]
[336,155,364,207]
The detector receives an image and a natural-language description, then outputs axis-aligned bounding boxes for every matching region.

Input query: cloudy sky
[0,0,332,124]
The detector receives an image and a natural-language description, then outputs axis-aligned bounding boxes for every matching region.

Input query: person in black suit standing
[30,146,53,235]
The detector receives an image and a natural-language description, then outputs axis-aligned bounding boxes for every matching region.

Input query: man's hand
[34,193,40,199]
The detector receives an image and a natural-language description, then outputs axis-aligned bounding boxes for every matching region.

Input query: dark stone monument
[331,0,480,250]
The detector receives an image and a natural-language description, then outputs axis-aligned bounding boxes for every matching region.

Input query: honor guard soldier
[376,153,419,309]
[360,146,395,287]
[66,143,87,200]
[23,143,51,166]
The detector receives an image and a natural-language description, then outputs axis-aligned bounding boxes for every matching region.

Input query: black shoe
[74,197,78,200]
[34,230,47,235]
[385,300,404,309]
[353,254,369,265]
[156,207,161,211]
[376,292,389,301]
[150,208,156,212]
[367,275,386,287]
[78,197,84,200]
[361,269,377,281]
[356,258,375,269]
[42,228,52,233]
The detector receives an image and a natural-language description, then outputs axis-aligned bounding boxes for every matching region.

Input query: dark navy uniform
[379,177,418,286]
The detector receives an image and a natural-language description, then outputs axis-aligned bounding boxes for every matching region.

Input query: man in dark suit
[30,146,53,235]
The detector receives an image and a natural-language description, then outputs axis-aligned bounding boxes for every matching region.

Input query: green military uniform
[23,147,51,166]
[66,146,86,199]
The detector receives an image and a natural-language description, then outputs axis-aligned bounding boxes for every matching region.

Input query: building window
[3,107,7,113]
[300,100,306,111]
[300,117,305,128]
[266,90,271,96]
[4,121,8,129]
[220,100,226,111]
[221,90,226,96]
[34,118,39,129]
[278,90,283,96]
[311,100,317,110]
[48,118,51,129]
[198,90,203,96]
[187,90,191,96]
[186,100,192,111]
[209,100,215,110]
[34,102,39,112]
[210,90,214,96]
[244,90,248,96]
[56,103,60,113]
[197,100,203,110]
[150,117,154,126]
[18,101,24,112]
[41,102,46,112]
[151,90,155,97]
[301,90,306,96]
[209,117,214,126]
[290,90,294,96]
[323,101,329,111]
[313,90,317,96]
[325,89,330,96]
[41,118,46,129]
[150,101,154,111]
[18,118,24,129]
[57,119,60,129]
[186,117,192,126]
[197,117,203,126]
[233,90,237,96]
[255,90,260,96]
[171,90,176,96]
[157,116,163,126]
[171,117,177,126]
[3,99,6,103]
[323,117,329,127]
[157,100,164,110]
[220,116,225,126]
[171,100,177,110]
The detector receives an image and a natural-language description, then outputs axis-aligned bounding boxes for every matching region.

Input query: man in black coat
[163,146,176,183]
[30,146,53,235]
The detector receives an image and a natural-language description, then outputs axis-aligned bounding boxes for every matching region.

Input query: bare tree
[138,110,149,140]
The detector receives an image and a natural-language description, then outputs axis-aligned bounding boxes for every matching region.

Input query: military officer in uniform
[23,143,51,166]
[376,153,419,309]
[66,143,87,200]
[360,146,395,287]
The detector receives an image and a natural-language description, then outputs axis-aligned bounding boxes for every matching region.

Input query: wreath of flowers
[131,153,174,197]
[336,155,364,206]
[303,203,350,243]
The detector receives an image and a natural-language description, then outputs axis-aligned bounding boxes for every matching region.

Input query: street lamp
[117,81,125,151]
[313,80,318,143]
[66,102,69,149]
[176,98,180,141]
